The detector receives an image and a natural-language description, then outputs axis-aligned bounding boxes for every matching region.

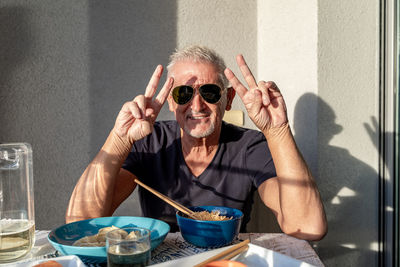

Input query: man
[66,45,327,241]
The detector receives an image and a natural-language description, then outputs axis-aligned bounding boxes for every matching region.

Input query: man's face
[167,61,229,139]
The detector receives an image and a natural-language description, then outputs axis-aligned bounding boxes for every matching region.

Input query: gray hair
[166,45,229,88]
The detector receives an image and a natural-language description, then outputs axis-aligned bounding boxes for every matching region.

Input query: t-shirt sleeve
[122,142,143,177]
[245,132,276,188]
[121,121,168,179]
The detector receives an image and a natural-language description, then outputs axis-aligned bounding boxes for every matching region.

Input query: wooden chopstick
[219,245,249,260]
[133,178,198,220]
[193,239,250,267]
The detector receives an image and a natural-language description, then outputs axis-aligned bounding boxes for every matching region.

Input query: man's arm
[225,55,327,241]
[258,124,327,241]
[66,65,173,223]
[65,131,136,223]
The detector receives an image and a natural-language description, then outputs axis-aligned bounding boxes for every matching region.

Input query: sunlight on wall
[331,186,357,204]
[369,242,379,252]
[338,241,379,258]
[341,243,357,249]
[337,186,357,197]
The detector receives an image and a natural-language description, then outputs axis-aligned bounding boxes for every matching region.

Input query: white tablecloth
[151,232,324,267]
[8,231,324,266]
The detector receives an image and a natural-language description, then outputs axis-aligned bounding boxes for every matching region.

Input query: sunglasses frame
[172,83,225,105]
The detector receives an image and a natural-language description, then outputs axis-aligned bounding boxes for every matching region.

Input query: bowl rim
[176,205,244,222]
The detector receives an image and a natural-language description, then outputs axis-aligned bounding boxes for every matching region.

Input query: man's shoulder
[132,121,179,153]
[154,120,178,128]
[153,120,179,134]
[221,122,265,142]
[146,120,179,146]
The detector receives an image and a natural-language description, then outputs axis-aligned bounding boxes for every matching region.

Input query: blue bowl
[176,206,243,248]
[48,216,170,264]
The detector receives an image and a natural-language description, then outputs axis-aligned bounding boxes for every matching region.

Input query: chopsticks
[193,239,250,267]
[133,178,199,220]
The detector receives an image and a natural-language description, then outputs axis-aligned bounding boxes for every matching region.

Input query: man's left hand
[224,55,288,133]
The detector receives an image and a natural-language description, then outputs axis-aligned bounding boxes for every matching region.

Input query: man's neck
[180,128,220,155]
[180,128,221,177]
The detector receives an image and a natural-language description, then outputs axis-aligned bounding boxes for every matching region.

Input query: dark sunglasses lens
[172,86,194,105]
[200,84,222,104]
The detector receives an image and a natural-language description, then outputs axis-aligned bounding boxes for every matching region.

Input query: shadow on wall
[294,93,379,266]
[0,7,31,139]
[88,1,177,216]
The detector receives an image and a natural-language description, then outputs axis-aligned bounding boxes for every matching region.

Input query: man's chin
[184,125,215,138]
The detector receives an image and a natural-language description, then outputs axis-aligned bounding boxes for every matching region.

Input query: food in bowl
[72,225,119,246]
[72,225,140,247]
[176,206,243,248]
[191,210,233,221]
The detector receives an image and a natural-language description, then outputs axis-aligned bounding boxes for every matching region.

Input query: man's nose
[190,91,205,111]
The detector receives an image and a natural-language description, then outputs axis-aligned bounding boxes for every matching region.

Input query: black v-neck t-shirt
[122,120,276,232]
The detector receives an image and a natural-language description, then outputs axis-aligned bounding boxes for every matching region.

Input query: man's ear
[225,87,236,111]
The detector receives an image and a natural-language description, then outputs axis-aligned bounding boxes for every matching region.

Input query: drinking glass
[0,143,35,262]
[106,227,151,267]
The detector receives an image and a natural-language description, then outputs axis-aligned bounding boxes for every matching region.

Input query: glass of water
[106,227,151,267]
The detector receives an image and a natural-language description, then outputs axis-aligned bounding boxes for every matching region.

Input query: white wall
[257,0,319,175]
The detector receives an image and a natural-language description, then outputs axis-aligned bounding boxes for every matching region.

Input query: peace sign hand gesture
[113,65,173,144]
[224,55,288,134]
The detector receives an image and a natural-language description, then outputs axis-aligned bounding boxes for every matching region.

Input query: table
[9,231,324,266]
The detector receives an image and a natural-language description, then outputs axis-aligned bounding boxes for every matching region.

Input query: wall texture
[0,0,92,229]
[316,1,380,266]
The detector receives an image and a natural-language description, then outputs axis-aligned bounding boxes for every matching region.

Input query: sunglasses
[172,84,224,105]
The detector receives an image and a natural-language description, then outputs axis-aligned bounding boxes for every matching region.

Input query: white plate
[151,243,316,267]
[4,255,86,267]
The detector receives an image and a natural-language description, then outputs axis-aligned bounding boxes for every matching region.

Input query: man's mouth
[187,113,210,120]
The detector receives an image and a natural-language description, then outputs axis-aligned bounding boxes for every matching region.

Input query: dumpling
[72,234,99,246]
[72,225,125,247]
[97,226,126,242]
[105,228,128,241]
[126,230,139,240]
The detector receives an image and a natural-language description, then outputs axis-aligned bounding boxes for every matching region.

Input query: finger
[144,65,163,98]
[248,89,264,114]
[124,101,142,119]
[154,77,174,109]
[258,81,271,106]
[265,81,286,110]
[265,81,282,99]
[133,95,146,118]
[236,54,258,90]
[265,81,279,91]
[224,68,248,100]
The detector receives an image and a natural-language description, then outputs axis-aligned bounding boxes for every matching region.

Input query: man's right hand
[113,65,173,144]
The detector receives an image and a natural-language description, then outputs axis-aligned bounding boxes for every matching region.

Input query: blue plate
[48,216,170,264]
